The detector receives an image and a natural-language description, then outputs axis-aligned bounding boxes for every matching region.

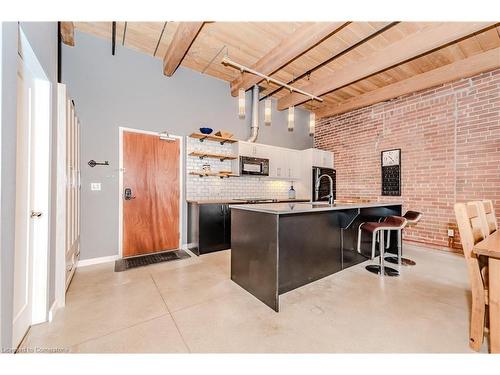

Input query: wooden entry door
[122,131,180,257]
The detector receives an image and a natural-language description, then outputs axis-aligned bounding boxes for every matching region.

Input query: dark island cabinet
[188,203,231,255]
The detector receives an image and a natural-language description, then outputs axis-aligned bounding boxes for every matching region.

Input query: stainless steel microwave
[240,156,269,176]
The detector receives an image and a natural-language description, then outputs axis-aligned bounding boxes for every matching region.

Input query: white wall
[62,31,313,261]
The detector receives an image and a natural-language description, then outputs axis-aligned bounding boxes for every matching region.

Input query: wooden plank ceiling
[71,22,500,118]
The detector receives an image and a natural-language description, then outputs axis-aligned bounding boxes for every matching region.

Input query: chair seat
[404,210,422,224]
[360,216,407,233]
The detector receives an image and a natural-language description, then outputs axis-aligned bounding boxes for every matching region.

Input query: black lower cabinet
[188,203,231,255]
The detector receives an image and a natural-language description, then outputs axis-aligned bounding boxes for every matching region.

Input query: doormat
[114,249,191,272]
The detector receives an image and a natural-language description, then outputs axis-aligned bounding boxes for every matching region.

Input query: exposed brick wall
[315,69,500,250]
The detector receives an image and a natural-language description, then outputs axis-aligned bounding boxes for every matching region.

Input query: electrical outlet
[90,183,101,191]
[447,228,454,237]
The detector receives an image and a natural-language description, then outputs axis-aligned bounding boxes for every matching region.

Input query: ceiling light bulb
[265,99,272,126]
[238,88,245,119]
[288,106,294,132]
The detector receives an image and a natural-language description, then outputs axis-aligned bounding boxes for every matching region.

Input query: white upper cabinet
[238,141,271,158]
[235,142,331,181]
[304,148,334,169]
[286,150,301,179]
[267,148,301,180]
[237,141,254,157]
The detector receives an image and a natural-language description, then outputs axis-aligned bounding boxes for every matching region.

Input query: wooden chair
[454,201,490,351]
[478,199,498,235]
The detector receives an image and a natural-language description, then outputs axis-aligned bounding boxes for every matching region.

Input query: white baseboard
[48,299,61,322]
[77,255,119,268]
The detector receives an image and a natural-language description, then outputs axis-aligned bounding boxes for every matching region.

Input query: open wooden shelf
[189,171,239,178]
[189,132,238,144]
[189,151,238,161]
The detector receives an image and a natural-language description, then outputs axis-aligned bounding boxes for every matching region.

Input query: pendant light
[288,106,294,132]
[309,99,315,136]
[238,88,245,119]
[264,99,272,126]
[309,112,315,136]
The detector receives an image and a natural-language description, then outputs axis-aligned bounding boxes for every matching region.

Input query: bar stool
[358,216,407,276]
[356,217,385,260]
[385,210,422,266]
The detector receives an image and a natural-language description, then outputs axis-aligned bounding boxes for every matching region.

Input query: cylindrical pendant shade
[288,106,294,132]
[264,99,272,126]
[309,111,315,136]
[238,88,245,119]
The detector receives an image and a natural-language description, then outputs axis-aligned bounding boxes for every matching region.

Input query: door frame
[118,127,183,258]
[14,27,51,335]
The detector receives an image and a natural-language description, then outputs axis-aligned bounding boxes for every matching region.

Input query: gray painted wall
[0,21,58,348]
[62,31,313,261]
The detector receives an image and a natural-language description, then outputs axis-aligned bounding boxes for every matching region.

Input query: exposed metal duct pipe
[246,85,259,143]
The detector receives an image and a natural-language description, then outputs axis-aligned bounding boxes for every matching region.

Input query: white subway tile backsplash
[186,137,294,200]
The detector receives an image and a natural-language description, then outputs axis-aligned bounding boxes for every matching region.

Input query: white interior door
[12,56,36,347]
[12,28,51,348]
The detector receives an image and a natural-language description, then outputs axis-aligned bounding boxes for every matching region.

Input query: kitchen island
[230,202,402,311]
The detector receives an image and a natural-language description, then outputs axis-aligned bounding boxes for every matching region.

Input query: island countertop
[230,201,403,311]
[186,198,309,204]
[230,201,403,215]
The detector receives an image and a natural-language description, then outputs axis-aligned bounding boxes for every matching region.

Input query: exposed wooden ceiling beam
[315,47,500,118]
[259,22,398,101]
[60,22,75,46]
[278,22,496,110]
[229,22,348,97]
[163,22,204,76]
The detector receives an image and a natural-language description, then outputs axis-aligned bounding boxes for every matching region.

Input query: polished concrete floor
[20,244,489,353]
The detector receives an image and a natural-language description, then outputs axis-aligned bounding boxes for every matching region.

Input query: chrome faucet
[315,174,334,205]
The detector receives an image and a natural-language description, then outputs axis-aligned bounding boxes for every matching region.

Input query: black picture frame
[381,148,401,196]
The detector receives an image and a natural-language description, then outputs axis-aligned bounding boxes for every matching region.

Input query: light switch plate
[90,183,101,191]
[447,228,454,237]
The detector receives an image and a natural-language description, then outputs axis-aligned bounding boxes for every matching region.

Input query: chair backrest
[454,201,487,296]
[479,199,498,235]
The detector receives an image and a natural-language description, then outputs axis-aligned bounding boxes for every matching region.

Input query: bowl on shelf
[199,127,213,135]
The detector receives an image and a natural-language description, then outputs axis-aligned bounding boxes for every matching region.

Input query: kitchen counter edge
[230,202,403,215]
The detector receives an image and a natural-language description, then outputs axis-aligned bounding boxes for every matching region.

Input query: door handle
[31,211,43,218]
[124,187,136,200]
